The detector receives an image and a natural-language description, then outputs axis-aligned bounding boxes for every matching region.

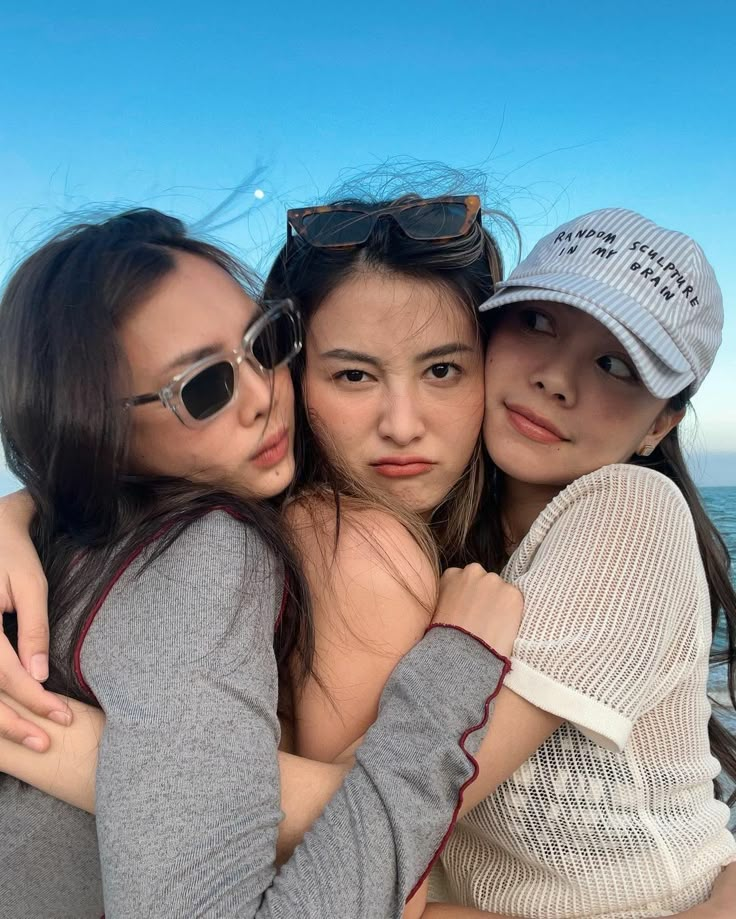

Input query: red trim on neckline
[406,623,512,901]
[72,507,283,698]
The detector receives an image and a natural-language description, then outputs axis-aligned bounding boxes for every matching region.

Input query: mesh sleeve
[504,465,705,752]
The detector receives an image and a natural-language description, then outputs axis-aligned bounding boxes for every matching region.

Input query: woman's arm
[0,692,102,810]
[420,565,564,820]
[76,510,515,918]
[287,507,527,919]
[425,467,719,821]
[0,490,70,748]
[0,691,354,856]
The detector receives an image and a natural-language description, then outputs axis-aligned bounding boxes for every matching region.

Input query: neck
[501,477,562,553]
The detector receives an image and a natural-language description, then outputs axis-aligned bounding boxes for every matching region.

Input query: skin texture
[291,270,489,772]
[0,253,297,750]
[0,253,523,897]
[0,272,729,918]
[304,271,485,516]
[483,301,683,542]
[122,251,295,497]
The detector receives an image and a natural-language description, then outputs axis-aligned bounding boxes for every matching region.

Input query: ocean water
[701,488,735,815]
[702,488,735,723]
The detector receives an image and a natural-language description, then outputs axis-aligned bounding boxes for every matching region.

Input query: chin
[221,455,295,501]
[381,481,445,517]
[259,458,297,499]
[492,454,574,490]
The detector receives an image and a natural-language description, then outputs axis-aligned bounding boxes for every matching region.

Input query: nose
[530,355,578,406]
[236,360,274,427]
[377,385,426,446]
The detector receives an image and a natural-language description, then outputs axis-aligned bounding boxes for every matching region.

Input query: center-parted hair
[0,208,314,706]
[265,193,513,567]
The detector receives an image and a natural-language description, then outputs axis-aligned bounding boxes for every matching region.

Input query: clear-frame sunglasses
[124,299,302,428]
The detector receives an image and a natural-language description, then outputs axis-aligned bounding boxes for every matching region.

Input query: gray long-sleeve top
[0,511,508,918]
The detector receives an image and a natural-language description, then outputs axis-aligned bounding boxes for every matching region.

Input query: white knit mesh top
[434,464,735,918]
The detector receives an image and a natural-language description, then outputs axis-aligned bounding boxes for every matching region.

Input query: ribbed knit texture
[2,511,509,918]
[435,464,736,918]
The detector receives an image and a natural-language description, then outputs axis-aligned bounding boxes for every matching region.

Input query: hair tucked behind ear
[0,208,315,712]
[631,389,736,805]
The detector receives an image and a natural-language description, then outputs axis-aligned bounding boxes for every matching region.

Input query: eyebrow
[162,308,261,374]
[321,342,475,367]
[321,348,381,367]
[164,344,224,374]
[415,342,475,362]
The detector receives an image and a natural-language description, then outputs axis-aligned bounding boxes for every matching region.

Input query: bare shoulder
[288,497,439,760]
[286,492,438,624]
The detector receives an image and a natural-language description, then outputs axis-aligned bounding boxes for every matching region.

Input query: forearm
[0,697,353,849]
[0,692,100,811]
[276,752,349,863]
[261,628,508,918]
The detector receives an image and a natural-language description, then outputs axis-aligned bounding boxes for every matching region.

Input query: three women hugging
[0,184,734,918]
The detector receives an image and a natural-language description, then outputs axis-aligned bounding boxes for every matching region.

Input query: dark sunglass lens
[300,211,374,246]
[181,362,235,420]
[397,202,469,239]
[252,312,299,370]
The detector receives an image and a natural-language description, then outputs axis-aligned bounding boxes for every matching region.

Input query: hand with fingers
[0,490,71,751]
[431,562,522,661]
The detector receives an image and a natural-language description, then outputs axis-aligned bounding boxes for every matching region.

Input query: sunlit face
[120,252,295,498]
[304,271,485,516]
[483,301,681,490]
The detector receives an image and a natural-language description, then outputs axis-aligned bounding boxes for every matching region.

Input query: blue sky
[1,1,735,487]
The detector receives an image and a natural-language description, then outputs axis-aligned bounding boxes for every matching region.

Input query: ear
[637,405,686,455]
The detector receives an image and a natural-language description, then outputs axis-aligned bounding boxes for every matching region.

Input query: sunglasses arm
[123,393,162,408]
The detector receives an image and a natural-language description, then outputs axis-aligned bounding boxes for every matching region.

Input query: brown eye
[598,355,636,381]
[334,369,371,383]
[426,362,461,380]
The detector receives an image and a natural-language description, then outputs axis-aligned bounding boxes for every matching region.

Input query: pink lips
[251,428,289,468]
[505,404,568,445]
[370,456,435,478]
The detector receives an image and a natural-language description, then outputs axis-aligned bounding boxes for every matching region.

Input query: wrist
[425,622,512,675]
[0,489,35,528]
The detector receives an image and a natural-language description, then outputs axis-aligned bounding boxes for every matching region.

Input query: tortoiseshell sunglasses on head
[286,195,483,249]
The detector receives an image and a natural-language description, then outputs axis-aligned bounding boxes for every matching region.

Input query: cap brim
[479,276,695,399]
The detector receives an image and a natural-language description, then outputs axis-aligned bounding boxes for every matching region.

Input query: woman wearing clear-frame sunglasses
[0,207,519,918]
[0,196,734,919]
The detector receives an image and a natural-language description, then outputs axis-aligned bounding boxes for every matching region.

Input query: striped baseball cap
[479,208,723,398]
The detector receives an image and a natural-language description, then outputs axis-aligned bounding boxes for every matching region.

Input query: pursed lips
[370,456,436,478]
[249,427,290,466]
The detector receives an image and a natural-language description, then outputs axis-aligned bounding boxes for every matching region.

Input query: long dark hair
[0,208,314,706]
[264,193,512,567]
[632,389,736,804]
